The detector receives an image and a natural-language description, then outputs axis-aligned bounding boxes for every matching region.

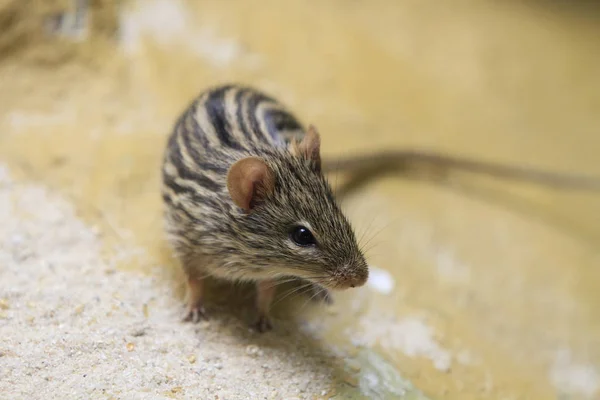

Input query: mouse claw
[254,315,273,333]
[182,305,207,323]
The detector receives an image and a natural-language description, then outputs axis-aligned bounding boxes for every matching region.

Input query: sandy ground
[0,164,339,399]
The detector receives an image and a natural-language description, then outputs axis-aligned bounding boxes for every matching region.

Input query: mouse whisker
[360,240,385,257]
[269,278,304,287]
[271,281,318,307]
[296,284,329,313]
[357,219,390,253]
[356,216,376,250]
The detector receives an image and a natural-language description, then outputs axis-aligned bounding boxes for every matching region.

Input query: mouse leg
[182,275,207,323]
[254,279,276,332]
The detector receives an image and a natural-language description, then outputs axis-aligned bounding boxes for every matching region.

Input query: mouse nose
[351,270,368,288]
[334,263,369,289]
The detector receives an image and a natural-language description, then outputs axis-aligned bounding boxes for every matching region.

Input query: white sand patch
[118,0,189,54]
[8,109,77,132]
[366,265,395,295]
[356,316,452,372]
[0,163,332,399]
[550,349,600,399]
[356,350,428,400]
[118,0,261,68]
[435,248,471,284]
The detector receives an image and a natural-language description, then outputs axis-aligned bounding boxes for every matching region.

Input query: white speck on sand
[456,349,479,366]
[8,109,76,131]
[119,0,189,53]
[367,265,395,295]
[356,350,429,400]
[550,349,600,399]
[0,163,332,399]
[118,0,260,68]
[357,316,452,372]
[435,248,471,284]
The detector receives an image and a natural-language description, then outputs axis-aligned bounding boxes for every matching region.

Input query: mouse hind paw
[182,275,207,323]
[253,315,273,333]
[182,304,207,323]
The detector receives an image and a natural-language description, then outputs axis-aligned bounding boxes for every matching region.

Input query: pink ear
[226,157,274,212]
[298,124,321,169]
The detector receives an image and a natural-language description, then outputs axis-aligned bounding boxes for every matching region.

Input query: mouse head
[226,125,369,290]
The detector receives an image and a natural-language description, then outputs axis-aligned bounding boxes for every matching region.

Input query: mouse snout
[333,262,369,289]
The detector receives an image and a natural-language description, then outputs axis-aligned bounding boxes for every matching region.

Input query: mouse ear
[296,124,321,170]
[227,156,275,212]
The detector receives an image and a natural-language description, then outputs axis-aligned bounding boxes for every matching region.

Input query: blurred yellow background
[1,1,599,399]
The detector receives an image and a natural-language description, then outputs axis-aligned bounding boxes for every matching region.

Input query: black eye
[290,226,317,247]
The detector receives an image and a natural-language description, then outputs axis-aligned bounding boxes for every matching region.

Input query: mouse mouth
[328,265,369,290]
[287,263,368,290]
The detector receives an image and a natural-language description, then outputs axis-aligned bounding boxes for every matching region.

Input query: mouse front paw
[253,315,273,333]
[182,304,207,323]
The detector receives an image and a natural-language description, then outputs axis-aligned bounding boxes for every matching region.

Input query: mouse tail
[321,150,600,191]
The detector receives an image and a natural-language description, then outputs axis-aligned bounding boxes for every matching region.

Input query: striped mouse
[161,83,600,332]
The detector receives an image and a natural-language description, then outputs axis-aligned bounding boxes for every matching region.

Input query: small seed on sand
[342,374,359,387]
[346,359,361,373]
[0,298,9,310]
[198,320,210,329]
[246,345,260,357]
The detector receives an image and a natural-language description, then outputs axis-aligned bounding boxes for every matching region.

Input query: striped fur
[161,84,368,291]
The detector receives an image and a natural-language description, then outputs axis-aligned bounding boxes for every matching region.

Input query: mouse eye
[290,225,317,247]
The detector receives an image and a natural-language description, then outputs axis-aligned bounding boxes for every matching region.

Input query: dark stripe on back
[162,192,201,224]
[165,176,228,222]
[197,160,227,174]
[168,151,221,193]
[165,177,218,207]
[184,102,210,149]
[205,86,243,150]
[264,109,303,134]
[179,117,204,162]
[235,88,253,141]
[167,112,188,153]
[246,91,276,144]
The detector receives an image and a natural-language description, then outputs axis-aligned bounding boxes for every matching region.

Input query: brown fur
[161,84,368,331]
